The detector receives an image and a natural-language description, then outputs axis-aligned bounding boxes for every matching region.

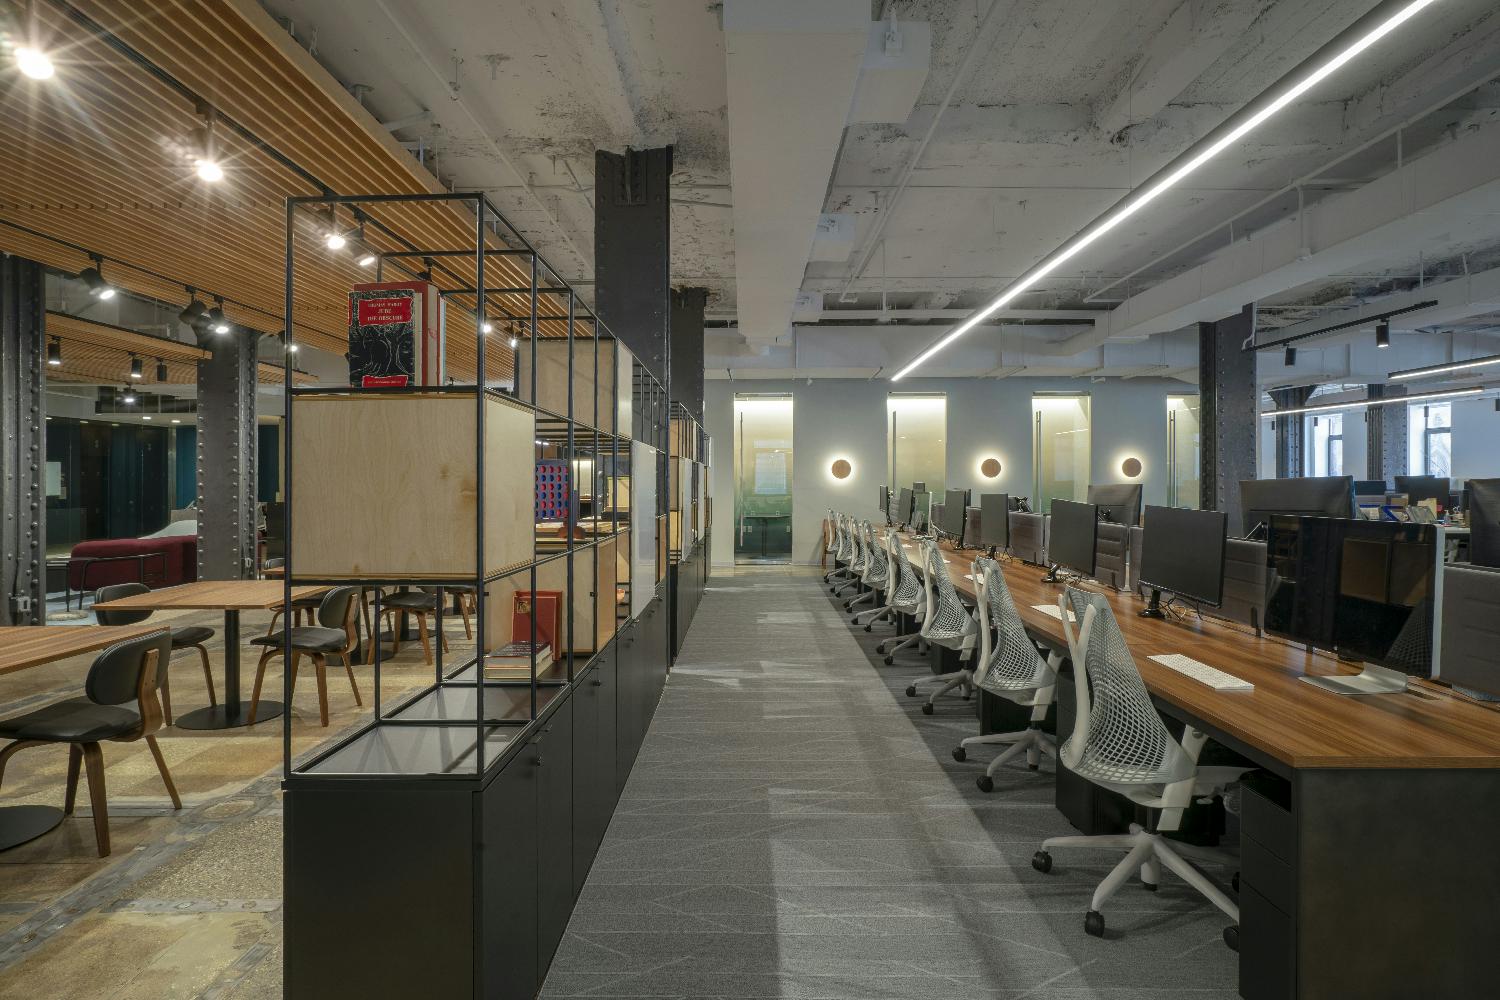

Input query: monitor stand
[1041,563,1062,584]
[1300,663,1410,696]
[1138,588,1166,619]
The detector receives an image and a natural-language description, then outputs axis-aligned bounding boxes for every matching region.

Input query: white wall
[1451,396,1500,481]
[707,376,1187,566]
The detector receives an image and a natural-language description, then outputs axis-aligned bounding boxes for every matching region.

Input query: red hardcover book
[513,590,563,649]
[347,281,445,387]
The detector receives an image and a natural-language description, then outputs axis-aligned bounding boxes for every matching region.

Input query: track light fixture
[47,337,61,366]
[80,256,115,300]
[358,254,376,267]
[510,336,519,349]
[481,320,494,334]
[208,298,230,334]
[191,104,224,182]
[156,358,168,382]
[130,355,143,379]
[179,292,207,326]
[1284,345,1296,367]
[121,385,136,405]
[891,0,1441,380]
[12,1,55,80]
[1376,321,1391,349]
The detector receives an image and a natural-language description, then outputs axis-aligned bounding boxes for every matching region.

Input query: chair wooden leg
[64,743,83,814]
[387,611,401,656]
[248,649,278,725]
[312,653,330,727]
[359,591,372,650]
[195,643,217,706]
[417,614,433,665]
[160,668,174,727]
[81,742,109,858]
[439,614,450,653]
[0,739,43,791]
[459,596,473,640]
[341,653,363,706]
[266,610,281,637]
[144,735,181,810]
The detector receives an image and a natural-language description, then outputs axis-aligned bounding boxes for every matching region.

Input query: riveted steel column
[1366,383,1408,480]
[1198,304,1257,530]
[595,146,672,390]
[196,334,258,579]
[0,256,46,625]
[670,287,707,423]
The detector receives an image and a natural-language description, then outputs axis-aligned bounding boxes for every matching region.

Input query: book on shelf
[485,640,553,677]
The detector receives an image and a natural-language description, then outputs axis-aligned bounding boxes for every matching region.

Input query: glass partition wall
[1167,394,1202,508]
[1032,393,1090,513]
[887,393,946,524]
[732,394,793,563]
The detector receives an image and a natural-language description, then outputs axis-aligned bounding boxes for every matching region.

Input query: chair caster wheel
[1223,925,1239,952]
[1084,910,1105,938]
[1031,851,1052,874]
[876,643,887,653]
[883,656,894,665]
[921,702,934,715]
[1231,872,1240,894]
[905,685,917,697]
[1141,880,1158,892]
[863,624,872,632]
[952,746,966,762]
[977,775,994,793]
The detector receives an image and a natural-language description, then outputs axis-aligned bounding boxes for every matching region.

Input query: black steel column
[0,256,46,625]
[1366,383,1407,481]
[1197,304,1257,530]
[196,334,258,580]
[670,287,707,422]
[595,146,672,389]
[1267,385,1315,479]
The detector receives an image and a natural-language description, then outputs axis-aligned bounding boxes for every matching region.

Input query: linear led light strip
[891,0,1441,381]
[1389,353,1500,381]
[1259,386,1482,418]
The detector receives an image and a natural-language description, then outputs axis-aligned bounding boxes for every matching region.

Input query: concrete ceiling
[254,0,1500,380]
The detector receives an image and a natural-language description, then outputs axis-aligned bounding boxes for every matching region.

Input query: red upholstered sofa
[66,535,198,592]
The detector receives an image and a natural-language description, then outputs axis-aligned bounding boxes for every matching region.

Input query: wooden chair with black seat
[247,586,361,727]
[372,587,452,665]
[0,630,181,857]
[92,582,217,725]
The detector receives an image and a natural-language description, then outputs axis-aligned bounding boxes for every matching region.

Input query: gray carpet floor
[540,566,1239,999]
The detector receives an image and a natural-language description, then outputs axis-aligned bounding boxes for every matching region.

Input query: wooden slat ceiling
[43,311,311,386]
[1,0,601,386]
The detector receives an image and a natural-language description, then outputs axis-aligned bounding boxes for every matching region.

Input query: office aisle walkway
[541,567,1238,999]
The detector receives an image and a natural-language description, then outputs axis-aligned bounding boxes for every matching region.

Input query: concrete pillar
[670,288,707,422]
[196,335,258,579]
[0,256,46,624]
[594,146,673,391]
[1197,305,1257,529]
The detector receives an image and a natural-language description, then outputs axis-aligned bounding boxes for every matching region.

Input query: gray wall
[707,376,1188,566]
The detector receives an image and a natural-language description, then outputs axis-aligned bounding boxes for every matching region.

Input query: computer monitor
[962,506,981,548]
[1354,479,1387,496]
[1087,483,1143,526]
[1394,475,1453,512]
[1137,506,1228,618]
[1045,499,1097,582]
[878,485,889,519]
[1470,479,1500,568]
[979,494,1010,549]
[912,481,926,494]
[930,502,946,537]
[1265,515,1442,695]
[1238,476,1354,536]
[942,489,969,536]
[896,487,915,527]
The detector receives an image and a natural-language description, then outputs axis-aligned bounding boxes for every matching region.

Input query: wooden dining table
[93,581,327,731]
[0,624,167,850]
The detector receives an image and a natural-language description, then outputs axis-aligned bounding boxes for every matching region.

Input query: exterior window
[1309,414,1343,478]
[1409,403,1451,477]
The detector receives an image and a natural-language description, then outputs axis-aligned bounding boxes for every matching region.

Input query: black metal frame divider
[278,191,678,1000]
[668,403,712,660]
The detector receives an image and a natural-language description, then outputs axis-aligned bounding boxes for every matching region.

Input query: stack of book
[484,641,553,680]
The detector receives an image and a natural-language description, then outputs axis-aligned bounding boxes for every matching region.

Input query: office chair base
[1084,910,1104,938]
[960,728,1056,790]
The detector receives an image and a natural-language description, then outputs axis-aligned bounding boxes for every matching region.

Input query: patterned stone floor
[540,565,1240,1000]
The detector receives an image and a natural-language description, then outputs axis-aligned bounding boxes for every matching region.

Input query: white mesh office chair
[1032,587,1248,944]
[844,520,883,613]
[851,521,892,625]
[825,511,856,589]
[953,557,1060,791]
[906,538,978,715]
[832,515,867,599]
[876,531,927,662]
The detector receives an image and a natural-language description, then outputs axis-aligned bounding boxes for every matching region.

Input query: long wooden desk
[890,531,1499,1000]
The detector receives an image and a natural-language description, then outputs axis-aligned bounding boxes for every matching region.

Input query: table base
[175,700,285,731]
[0,805,65,851]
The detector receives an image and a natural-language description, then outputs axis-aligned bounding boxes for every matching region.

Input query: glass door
[1032,394,1090,514]
[1167,395,1201,508]
[887,394,946,526]
[733,394,794,563]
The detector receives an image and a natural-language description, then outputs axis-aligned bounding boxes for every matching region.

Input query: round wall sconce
[830,458,853,480]
[1121,457,1143,478]
[979,457,1002,478]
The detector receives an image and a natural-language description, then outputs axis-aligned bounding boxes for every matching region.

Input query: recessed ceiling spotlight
[47,337,61,366]
[170,418,182,424]
[142,414,152,421]
[130,355,143,379]
[14,46,54,80]
[891,0,1441,380]
[358,254,376,267]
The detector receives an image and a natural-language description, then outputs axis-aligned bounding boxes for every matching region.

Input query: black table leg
[0,806,65,852]
[175,608,285,729]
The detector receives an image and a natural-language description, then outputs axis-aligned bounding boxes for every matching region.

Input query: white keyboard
[1149,654,1254,692]
[1031,604,1075,623]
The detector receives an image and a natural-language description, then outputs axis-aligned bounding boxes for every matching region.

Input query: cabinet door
[597,651,620,815]
[617,621,642,786]
[572,664,603,895]
[480,754,538,1000]
[537,698,575,982]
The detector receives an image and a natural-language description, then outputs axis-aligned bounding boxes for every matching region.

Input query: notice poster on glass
[754,450,788,495]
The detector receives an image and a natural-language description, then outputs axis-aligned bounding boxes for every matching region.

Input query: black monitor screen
[1354,479,1387,496]
[1470,478,1500,568]
[979,494,1010,548]
[1087,483,1143,526]
[1394,475,1453,511]
[1138,505,1228,606]
[1049,499,1098,576]
[1239,476,1354,535]
[897,487,914,525]
[1265,515,1438,677]
[962,507,980,547]
[942,489,968,536]
[878,485,889,517]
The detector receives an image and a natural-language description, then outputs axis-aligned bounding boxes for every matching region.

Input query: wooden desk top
[92,581,327,612]
[895,532,1500,770]
[0,625,167,675]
